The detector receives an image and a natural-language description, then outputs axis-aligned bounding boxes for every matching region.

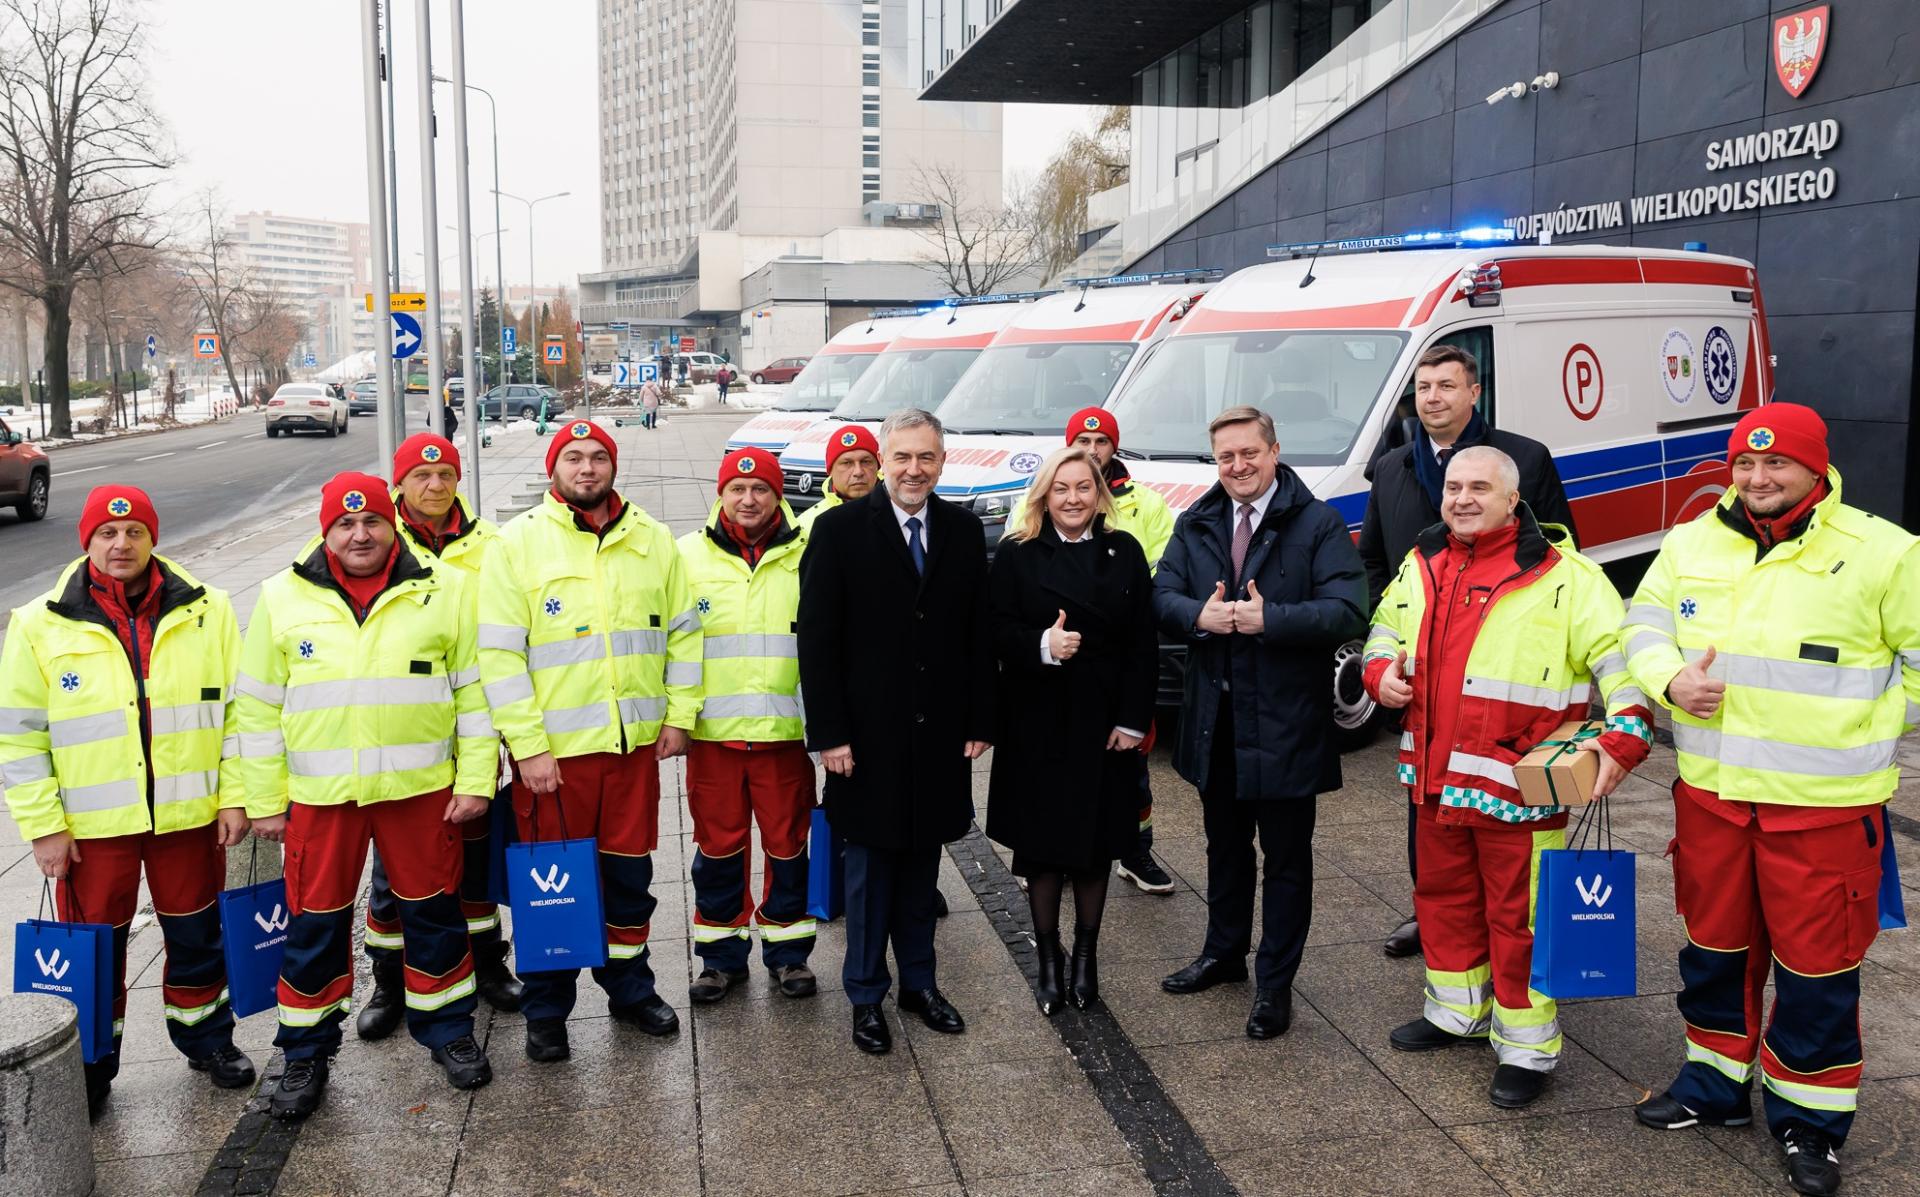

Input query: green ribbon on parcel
[1532,723,1602,808]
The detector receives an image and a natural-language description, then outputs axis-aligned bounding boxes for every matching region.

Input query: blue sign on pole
[611,361,659,388]
[303,354,317,368]
[501,326,517,357]
[391,312,423,360]
[144,334,157,359]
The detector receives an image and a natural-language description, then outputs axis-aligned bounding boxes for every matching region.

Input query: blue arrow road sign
[303,354,317,368]
[501,326,517,356]
[144,334,157,358]
[391,312,423,360]
[612,361,659,387]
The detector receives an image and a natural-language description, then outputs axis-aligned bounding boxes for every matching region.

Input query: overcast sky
[142,2,1096,293]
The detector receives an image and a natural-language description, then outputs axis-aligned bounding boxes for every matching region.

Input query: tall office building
[225,212,379,363]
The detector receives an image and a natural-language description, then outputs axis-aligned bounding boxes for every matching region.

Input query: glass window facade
[1132,1,1388,109]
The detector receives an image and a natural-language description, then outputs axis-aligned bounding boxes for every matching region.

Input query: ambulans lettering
[1705,119,1839,170]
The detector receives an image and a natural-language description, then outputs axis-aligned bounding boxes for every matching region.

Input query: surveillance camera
[1485,81,1526,106]
[1530,71,1560,93]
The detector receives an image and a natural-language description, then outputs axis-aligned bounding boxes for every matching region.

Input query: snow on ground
[0,387,248,447]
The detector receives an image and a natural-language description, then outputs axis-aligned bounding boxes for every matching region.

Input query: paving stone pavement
[3,406,1920,1196]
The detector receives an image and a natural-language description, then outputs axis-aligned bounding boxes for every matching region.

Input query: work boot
[771,964,818,998]
[355,954,405,1041]
[83,1060,112,1122]
[187,1043,257,1090]
[269,1057,330,1121]
[1116,855,1176,895]
[1489,1063,1550,1109]
[611,994,680,1036]
[1032,932,1066,1017]
[1068,925,1100,1010]
[1633,1089,1753,1130]
[688,968,749,1004]
[1389,1018,1480,1052]
[525,1018,571,1063]
[473,937,524,1013]
[431,1034,493,1090]
[1783,1127,1841,1197]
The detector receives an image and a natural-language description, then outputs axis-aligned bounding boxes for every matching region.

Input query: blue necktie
[905,516,925,575]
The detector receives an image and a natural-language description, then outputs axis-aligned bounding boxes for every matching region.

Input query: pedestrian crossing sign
[194,333,220,359]
[545,341,566,364]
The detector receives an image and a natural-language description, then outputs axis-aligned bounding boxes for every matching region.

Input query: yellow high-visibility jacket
[1624,470,1920,808]
[676,501,805,742]
[479,493,702,761]
[795,491,843,537]
[234,539,494,814]
[396,493,501,580]
[1,557,250,841]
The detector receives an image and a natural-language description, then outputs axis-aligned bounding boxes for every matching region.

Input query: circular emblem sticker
[1082,415,1103,431]
[341,490,367,513]
[839,430,859,447]
[421,444,443,462]
[544,597,564,617]
[106,497,132,517]
[737,455,756,473]
[58,672,80,692]
[569,421,592,439]
[1679,597,1698,621]
[1702,326,1738,405]
[1746,426,1776,452]
[1659,328,1697,405]
[696,597,713,615]
[298,640,315,659]
[1009,452,1042,475]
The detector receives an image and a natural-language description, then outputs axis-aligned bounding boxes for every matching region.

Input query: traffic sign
[391,312,423,360]
[144,334,157,359]
[611,361,659,388]
[678,336,697,352]
[194,333,221,359]
[544,341,566,364]
[303,354,318,368]
[501,327,517,357]
[368,292,428,312]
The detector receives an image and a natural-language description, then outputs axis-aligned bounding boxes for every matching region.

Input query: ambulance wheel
[1331,640,1381,752]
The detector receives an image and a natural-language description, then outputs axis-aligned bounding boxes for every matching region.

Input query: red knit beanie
[1729,403,1828,476]
[1066,407,1120,447]
[319,472,397,531]
[719,447,783,493]
[393,432,460,483]
[78,485,159,549]
[546,419,619,475]
[825,424,880,473]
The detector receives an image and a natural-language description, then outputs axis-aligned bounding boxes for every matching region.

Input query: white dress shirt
[892,499,929,553]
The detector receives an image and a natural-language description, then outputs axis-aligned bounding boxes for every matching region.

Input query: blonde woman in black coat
[986,447,1158,1015]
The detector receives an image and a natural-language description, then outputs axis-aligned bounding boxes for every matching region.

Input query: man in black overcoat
[797,407,995,1055]
[1153,405,1368,1040]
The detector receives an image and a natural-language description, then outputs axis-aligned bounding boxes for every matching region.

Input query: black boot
[269,1057,330,1121]
[355,954,405,1041]
[473,936,524,1013]
[83,1059,113,1122]
[1068,925,1100,1010]
[1032,933,1066,1017]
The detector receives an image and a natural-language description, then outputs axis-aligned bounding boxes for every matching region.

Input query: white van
[1102,228,1774,738]
[722,312,923,456]
[778,292,1053,507]
[930,272,1217,532]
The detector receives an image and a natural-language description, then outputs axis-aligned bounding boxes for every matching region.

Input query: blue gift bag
[218,876,290,1019]
[1879,807,1906,931]
[14,912,114,1062]
[806,805,845,922]
[505,837,606,972]
[1529,847,1637,1000]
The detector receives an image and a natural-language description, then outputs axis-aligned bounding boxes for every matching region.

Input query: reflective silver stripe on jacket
[1608,686,1653,711]
[49,710,128,749]
[667,607,702,634]
[155,770,219,806]
[699,693,803,721]
[0,706,49,734]
[1365,623,1397,646]
[234,673,285,705]
[527,637,607,671]
[149,701,224,736]
[483,673,535,709]
[1671,724,1900,777]
[1448,750,1518,788]
[1623,604,1677,635]
[664,662,702,687]
[287,740,451,778]
[59,777,143,812]
[1,752,53,786]
[284,675,452,714]
[618,695,668,725]
[703,633,798,660]
[610,629,667,658]
[455,711,495,738]
[542,702,612,735]
[1593,653,1629,679]
[478,624,529,653]
[1461,676,1591,710]
[1680,647,1899,702]
[1624,630,1671,660]
[1903,650,1920,671]
[239,730,286,759]
[449,667,480,690]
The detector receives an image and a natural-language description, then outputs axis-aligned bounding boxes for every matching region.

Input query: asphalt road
[0,404,429,616]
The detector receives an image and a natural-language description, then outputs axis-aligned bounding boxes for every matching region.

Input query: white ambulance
[722,312,923,456]
[929,271,1218,532]
[778,292,1053,508]
[1099,227,1774,739]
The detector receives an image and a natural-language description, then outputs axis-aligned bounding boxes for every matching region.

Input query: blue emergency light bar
[1266,226,1518,259]
[1061,268,1225,289]
[949,289,1058,307]
[867,306,942,319]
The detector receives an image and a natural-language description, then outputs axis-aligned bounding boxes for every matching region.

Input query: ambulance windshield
[780,352,880,412]
[1110,330,1407,465]
[832,349,982,421]
[937,343,1137,435]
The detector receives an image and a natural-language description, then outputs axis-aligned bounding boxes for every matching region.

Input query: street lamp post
[493,189,569,388]
[435,75,505,408]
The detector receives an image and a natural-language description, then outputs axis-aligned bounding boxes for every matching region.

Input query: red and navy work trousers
[686,741,816,972]
[367,780,508,962]
[1668,784,1882,1144]
[275,790,475,1059]
[58,823,232,1081]
[511,750,661,1022]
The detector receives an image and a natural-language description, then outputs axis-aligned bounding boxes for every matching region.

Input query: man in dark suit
[797,407,995,1055]
[1358,345,1576,959]
[1154,406,1368,1040]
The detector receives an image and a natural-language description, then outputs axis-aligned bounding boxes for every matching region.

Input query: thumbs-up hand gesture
[1196,580,1236,635]
[1231,579,1266,635]
[1667,644,1726,720]
[1376,649,1414,709]
[1048,609,1083,662]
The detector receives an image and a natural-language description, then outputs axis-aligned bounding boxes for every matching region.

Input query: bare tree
[908,162,1043,298]
[1032,106,1130,279]
[229,290,301,396]
[0,0,171,437]
[179,195,288,410]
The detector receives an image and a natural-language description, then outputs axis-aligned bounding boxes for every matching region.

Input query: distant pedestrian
[640,376,666,429]
[986,447,1157,1016]
[716,366,732,405]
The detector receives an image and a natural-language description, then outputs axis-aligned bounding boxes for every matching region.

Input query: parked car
[347,377,379,415]
[750,357,809,385]
[479,383,571,421]
[0,415,49,522]
[265,382,349,437]
[682,351,728,382]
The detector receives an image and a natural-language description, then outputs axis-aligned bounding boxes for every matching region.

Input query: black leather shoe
[187,1044,257,1089]
[1068,926,1100,1010]
[1783,1127,1842,1197]
[525,1018,570,1063]
[1245,988,1292,1040]
[1033,933,1066,1016]
[473,937,525,1013]
[355,956,406,1041]
[688,968,749,1004]
[269,1057,330,1121]
[852,1003,892,1054]
[431,1034,493,1090]
[611,994,680,1037]
[771,964,818,998]
[1633,1089,1752,1129]
[897,987,966,1033]
[932,888,950,918]
[1161,955,1248,994]
[1390,1018,1480,1052]
[1383,918,1422,958]
[1489,1063,1550,1109]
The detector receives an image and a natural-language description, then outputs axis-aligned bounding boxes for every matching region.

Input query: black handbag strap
[1566,790,1616,857]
